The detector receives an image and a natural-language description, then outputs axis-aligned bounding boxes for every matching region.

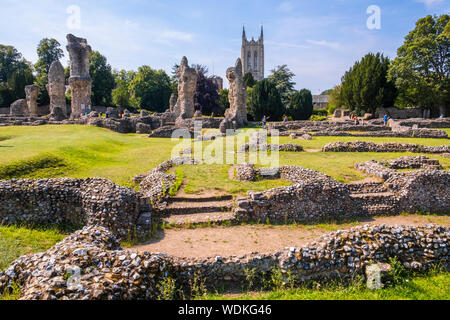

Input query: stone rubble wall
[323,141,450,154]
[235,167,360,223]
[0,178,149,240]
[312,128,448,139]
[0,224,447,300]
[381,156,443,170]
[355,161,398,180]
[238,143,304,153]
[138,157,199,205]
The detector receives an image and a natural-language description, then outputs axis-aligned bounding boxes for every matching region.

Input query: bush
[310,115,328,121]
[286,89,313,120]
[247,79,285,121]
[313,109,328,117]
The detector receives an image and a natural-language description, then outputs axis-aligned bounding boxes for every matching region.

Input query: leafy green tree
[34,38,64,105]
[129,66,172,112]
[0,45,34,106]
[340,52,397,115]
[243,72,256,88]
[286,89,313,120]
[389,14,449,117]
[247,79,284,121]
[89,51,115,106]
[112,69,136,108]
[268,65,296,107]
[217,89,230,115]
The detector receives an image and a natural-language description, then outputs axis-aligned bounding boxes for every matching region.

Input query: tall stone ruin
[66,34,92,118]
[222,58,247,130]
[25,85,39,117]
[10,99,29,117]
[174,56,197,120]
[47,61,67,118]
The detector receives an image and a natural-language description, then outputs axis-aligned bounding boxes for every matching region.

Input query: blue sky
[0,0,448,93]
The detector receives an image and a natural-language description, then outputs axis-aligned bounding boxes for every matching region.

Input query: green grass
[0,125,448,193]
[0,225,66,271]
[0,125,180,188]
[205,272,450,300]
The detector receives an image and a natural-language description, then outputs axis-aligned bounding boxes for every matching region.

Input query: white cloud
[278,1,294,12]
[159,30,194,42]
[306,39,340,50]
[416,0,444,8]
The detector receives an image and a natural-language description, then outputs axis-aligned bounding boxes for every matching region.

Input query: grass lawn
[0,225,66,271]
[0,125,179,188]
[204,272,450,300]
[1,125,449,194]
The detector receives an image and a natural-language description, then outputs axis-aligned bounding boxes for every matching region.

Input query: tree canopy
[389,14,449,116]
[247,79,284,121]
[89,51,115,106]
[129,66,172,112]
[268,65,296,107]
[243,72,256,88]
[112,69,136,108]
[286,89,313,120]
[34,38,64,105]
[0,45,34,107]
[340,52,397,115]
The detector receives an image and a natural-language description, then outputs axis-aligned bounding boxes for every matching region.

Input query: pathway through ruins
[133,210,450,258]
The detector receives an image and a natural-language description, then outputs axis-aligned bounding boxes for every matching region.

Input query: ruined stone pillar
[175,56,197,120]
[224,58,247,127]
[48,61,68,117]
[66,34,92,118]
[25,85,39,117]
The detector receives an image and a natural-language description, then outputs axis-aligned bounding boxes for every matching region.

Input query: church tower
[241,26,264,81]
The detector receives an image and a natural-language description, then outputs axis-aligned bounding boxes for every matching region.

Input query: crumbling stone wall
[323,141,450,154]
[1,224,447,300]
[175,57,197,120]
[47,61,67,118]
[67,34,92,118]
[0,178,149,239]
[25,85,39,117]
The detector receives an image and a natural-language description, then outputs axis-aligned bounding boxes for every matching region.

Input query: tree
[217,89,230,116]
[112,69,136,108]
[89,51,115,106]
[340,52,397,115]
[321,89,333,95]
[243,72,256,88]
[268,65,296,107]
[247,79,284,121]
[0,45,34,106]
[389,14,449,117]
[129,66,172,112]
[192,64,219,116]
[34,38,64,105]
[286,89,313,120]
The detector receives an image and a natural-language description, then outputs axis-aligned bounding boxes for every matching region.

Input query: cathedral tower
[241,26,264,81]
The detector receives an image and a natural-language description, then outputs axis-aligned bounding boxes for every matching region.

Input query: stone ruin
[9,99,28,117]
[25,85,39,117]
[173,56,197,121]
[66,34,92,118]
[47,60,67,120]
[220,58,247,134]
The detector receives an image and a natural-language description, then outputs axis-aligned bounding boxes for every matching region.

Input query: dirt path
[133,215,449,258]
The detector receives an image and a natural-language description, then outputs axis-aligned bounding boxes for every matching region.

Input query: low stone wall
[323,141,450,154]
[312,128,448,139]
[397,118,450,129]
[355,161,397,180]
[238,143,304,153]
[1,224,447,300]
[381,156,442,170]
[0,178,149,240]
[235,167,360,223]
[138,157,199,204]
[386,170,450,214]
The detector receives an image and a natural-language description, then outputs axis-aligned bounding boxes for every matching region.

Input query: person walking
[383,114,389,126]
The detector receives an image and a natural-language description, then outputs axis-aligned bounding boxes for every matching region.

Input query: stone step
[160,201,234,215]
[170,195,233,203]
[365,205,398,216]
[347,182,388,194]
[351,192,396,207]
[162,211,236,227]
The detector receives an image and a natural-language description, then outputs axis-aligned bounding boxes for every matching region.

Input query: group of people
[96,110,126,119]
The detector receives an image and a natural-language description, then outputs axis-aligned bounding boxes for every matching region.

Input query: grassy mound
[0,154,69,180]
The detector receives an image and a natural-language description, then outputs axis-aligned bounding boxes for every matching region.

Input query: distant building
[241,26,264,81]
[312,95,330,110]
[211,76,223,91]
